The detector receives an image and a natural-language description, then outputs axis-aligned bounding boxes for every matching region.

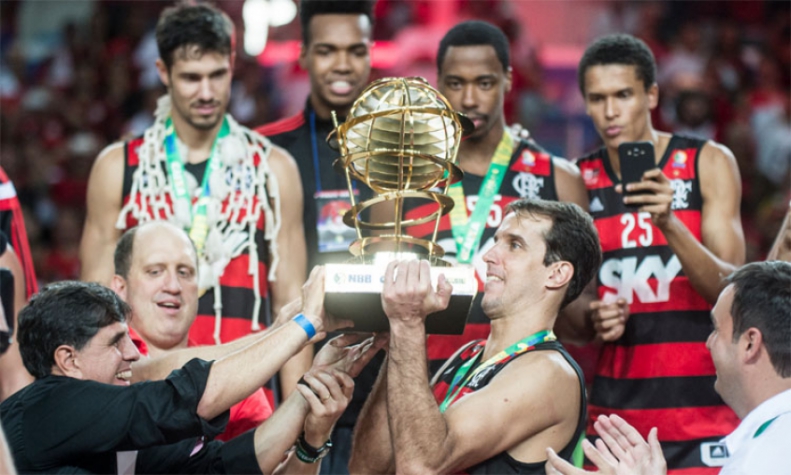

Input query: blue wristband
[293,313,316,339]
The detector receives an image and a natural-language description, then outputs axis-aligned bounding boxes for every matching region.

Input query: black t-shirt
[0,358,261,474]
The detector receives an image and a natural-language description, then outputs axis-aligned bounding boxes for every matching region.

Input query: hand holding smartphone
[618,141,657,200]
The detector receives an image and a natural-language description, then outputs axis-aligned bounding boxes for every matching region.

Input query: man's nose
[162,271,182,293]
[604,97,618,119]
[333,51,352,73]
[198,77,214,101]
[461,85,477,110]
[122,336,141,362]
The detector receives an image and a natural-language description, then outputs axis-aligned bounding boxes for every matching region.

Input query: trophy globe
[324,77,478,334]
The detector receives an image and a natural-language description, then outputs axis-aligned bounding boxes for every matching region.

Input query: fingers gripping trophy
[324,77,477,333]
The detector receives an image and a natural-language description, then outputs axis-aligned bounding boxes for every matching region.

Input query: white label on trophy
[325,263,478,295]
[315,189,359,253]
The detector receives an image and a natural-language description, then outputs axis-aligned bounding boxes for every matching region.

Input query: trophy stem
[393,193,403,251]
[344,165,363,242]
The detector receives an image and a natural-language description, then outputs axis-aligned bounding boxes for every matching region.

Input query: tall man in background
[80,3,309,401]
[574,34,745,473]
[256,2,376,472]
[402,21,589,375]
[256,0,374,271]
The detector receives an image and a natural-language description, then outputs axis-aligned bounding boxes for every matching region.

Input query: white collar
[723,388,791,455]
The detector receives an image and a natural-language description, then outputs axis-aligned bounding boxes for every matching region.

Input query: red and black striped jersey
[0,167,37,298]
[577,135,739,473]
[404,138,559,375]
[121,137,272,347]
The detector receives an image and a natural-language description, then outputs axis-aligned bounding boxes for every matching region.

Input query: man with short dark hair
[572,33,745,473]
[80,2,309,401]
[256,0,374,271]
[0,276,378,474]
[351,199,601,474]
[400,20,590,377]
[547,261,791,475]
[256,3,377,472]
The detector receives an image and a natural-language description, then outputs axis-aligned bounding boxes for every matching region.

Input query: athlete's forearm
[386,321,450,474]
[660,213,740,304]
[350,356,394,474]
[197,321,310,420]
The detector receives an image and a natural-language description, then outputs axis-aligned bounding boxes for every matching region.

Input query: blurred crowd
[0,0,788,287]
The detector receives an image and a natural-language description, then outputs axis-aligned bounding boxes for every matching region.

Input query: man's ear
[156,58,170,88]
[742,328,763,364]
[53,345,83,379]
[546,261,574,291]
[111,275,128,300]
[505,66,513,94]
[298,44,308,71]
[647,82,659,110]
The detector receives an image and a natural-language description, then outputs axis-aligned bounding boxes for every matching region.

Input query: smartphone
[0,268,13,355]
[618,141,656,196]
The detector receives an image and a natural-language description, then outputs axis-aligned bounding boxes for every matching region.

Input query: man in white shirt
[546,260,791,475]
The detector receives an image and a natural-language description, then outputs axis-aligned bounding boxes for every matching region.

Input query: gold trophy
[324,77,477,333]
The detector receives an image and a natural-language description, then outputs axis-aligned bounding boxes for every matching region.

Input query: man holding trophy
[303,17,599,469]
[346,198,600,473]
[400,21,591,374]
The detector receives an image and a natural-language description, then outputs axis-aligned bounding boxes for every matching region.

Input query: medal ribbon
[163,116,230,255]
[448,130,514,263]
[439,329,556,413]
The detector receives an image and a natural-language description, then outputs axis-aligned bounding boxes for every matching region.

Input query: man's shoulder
[491,343,580,397]
[574,145,607,165]
[1,376,78,414]
[255,111,306,143]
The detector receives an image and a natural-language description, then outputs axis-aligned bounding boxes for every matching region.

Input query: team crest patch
[521,149,536,167]
[512,172,544,199]
[582,166,600,186]
[670,179,693,209]
[672,150,687,168]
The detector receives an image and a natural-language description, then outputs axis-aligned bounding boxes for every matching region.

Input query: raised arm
[624,142,745,303]
[267,145,311,397]
[196,267,347,420]
[380,261,580,474]
[80,143,125,285]
[130,298,303,383]
[349,355,394,474]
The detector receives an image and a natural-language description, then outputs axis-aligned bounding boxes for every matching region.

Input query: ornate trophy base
[324,259,477,334]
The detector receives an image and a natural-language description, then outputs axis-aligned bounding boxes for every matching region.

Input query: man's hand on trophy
[275,297,303,328]
[301,266,353,341]
[382,260,453,326]
[312,333,388,378]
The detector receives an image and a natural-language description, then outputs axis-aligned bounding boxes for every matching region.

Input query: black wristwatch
[295,432,332,463]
